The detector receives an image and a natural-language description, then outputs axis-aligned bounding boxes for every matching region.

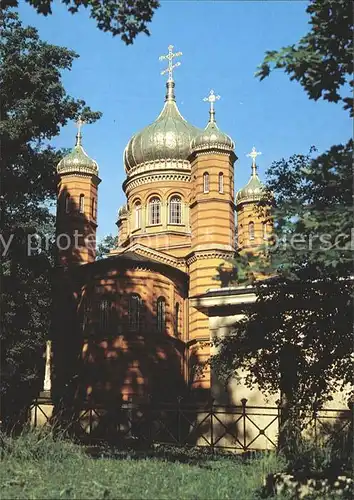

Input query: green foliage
[215,144,353,410]
[213,0,353,449]
[0,9,101,428]
[2,0,160,44]
[265,140,353,281]
[96,234,118,260]
[256,0,353,116]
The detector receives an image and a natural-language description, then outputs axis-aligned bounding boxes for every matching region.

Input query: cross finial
[203,89,220,123]
[159,44,182,82]
[75,115,85,146]
[247,146,262,176]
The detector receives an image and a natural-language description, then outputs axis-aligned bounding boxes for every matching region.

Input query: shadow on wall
[50,189,211,443]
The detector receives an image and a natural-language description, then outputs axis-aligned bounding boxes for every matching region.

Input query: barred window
[249,221,255,240]
[79,194,85,214]
[203,172,209,193]
[128,294,141,332]
[263,221,268,240]
[134,201,141,229]
[174,302,179,337]
[157,297,166,334]
[98,297,111,332]
[169,196,182,224]
[218,172,224,194]
[65,194,70,214]
[149,197,161,225]
[81,295,90,333]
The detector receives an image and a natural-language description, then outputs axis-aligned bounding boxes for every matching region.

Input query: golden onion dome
[190,90,234,154]
[191,120,234,153]
[57,128,99,176]
[236,148,265,205]
[124,80,201,173]
[236,174,264,204]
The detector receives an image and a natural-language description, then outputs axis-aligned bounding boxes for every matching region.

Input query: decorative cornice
[58,171,101,184]
[189,197,236,210]
[189,149,237,163]
[126,158,191,178]
[186,248,234,266]
[124,171,191,193]
[118,243,187,271]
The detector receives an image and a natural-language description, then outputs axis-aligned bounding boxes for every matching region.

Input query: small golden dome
[190,89,234,154]
[57,129,98,176]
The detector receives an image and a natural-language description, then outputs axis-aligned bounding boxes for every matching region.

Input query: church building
[52,45,269,410]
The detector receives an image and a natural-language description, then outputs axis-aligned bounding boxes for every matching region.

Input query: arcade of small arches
[81,292,180,338]
[130,194,184,228]
[64,192,97,220]
[125,171,226,229]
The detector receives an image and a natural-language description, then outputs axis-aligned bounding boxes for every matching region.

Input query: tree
[0,9,101,429]
[96,234,118,260]
[256,0,353,116]
[2,0,159,44]
[212,0,353,455]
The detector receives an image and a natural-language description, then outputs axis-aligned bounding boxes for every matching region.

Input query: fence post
[177,396,182,445]
[34,399,38,428]
[312,402,319,446]
[210,397,214,454]
[241,398,247,451]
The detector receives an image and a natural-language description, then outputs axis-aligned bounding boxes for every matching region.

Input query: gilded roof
[236,172,264,204]
[191,120,234,153]
[124,81,200,173]
[57,132,99,176]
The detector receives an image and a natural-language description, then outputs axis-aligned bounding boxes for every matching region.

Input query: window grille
[249,221,255,240]
[203,172,210,193]
[128,294,141,331]
[135,201,141,229]
[157,297,166,334]
[169,196,182,224]
[79,194,85,213]
[218,173,224,193]
[149,197,161,225]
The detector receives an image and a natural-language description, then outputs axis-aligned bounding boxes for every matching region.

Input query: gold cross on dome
[159,45,182,81]
[247,146,262,166]
[203,89,221,113]
[76,115,85,135]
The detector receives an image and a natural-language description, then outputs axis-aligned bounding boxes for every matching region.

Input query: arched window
[249,221,255,240]
[92,198,96,219]
[156,297,166,334]
[81,295,90,334]
[203,172,210,193]
[263,221,268,240]
[218,172,224,194]
[174,302,179,337]
[128,294,141,332]
[149,197,161,225]
[169,196,182,224]
[98,297,112,332]
[65,194,70,214]
[134,201,141,229]
[79,194,85,214]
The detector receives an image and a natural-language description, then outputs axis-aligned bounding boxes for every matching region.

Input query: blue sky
[19,1,351,239]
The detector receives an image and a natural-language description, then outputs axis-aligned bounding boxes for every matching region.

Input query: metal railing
[29,396,352,452]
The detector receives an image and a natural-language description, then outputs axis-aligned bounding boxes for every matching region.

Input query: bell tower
[56,118,100,266]
[187,90,237,394]
[236,147,269,252]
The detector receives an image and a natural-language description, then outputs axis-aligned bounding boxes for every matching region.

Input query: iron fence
[29,396,352,453]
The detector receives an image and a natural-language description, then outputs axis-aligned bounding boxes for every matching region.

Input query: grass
[0,428,287,499]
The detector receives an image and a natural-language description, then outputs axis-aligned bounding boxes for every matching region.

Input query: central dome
[124,81,200,173]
